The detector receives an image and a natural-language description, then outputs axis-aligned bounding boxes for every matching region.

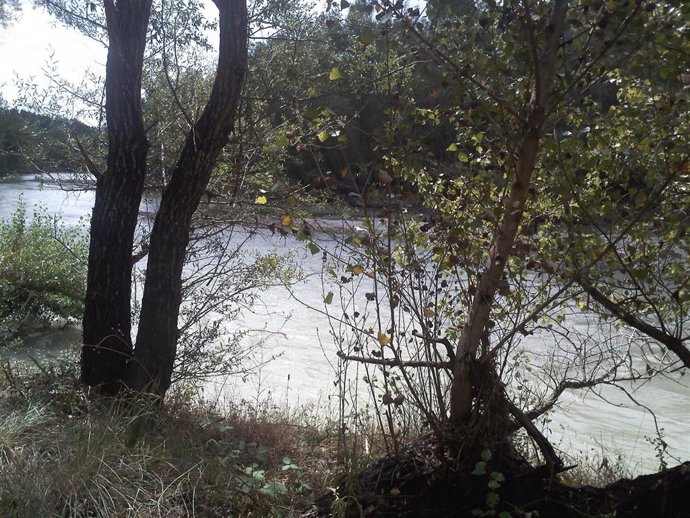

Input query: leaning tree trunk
[127,0,248,396]
[448,0,570,427]
[81,0,153,394]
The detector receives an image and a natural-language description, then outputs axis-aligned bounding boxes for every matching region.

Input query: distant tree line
[0,104,93,177]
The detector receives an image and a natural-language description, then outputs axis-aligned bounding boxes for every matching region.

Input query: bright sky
[0,3,106,106]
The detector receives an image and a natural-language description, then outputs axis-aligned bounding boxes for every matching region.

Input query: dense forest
[0,103,92,176]
[0,0,688,516]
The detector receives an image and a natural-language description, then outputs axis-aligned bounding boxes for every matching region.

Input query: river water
[1,173,688,475]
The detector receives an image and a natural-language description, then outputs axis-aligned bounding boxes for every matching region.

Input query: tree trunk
[127,0,248,395]
[81,0,152,394]
[448,0,569,427]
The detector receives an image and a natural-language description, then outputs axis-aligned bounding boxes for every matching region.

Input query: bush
[0,202,87,342]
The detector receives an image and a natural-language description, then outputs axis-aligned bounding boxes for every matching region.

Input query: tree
[312,0,688,470]
[79,0,248,397]
[0,0,19,26]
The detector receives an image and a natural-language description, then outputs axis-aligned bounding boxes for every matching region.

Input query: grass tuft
[0,357,340,517]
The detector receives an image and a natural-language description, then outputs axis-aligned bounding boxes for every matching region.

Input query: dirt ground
[301,437,690,518]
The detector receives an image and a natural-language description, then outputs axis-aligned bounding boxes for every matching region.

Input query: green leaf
[324,291,334,304]
[308,242,321,255]
[471,461,486,475]
[359,30,375,45]
[490,472,505,482]
[317,130,330,142]
[329,67,342,81]
[486,491,500,508]
[259,481,288,497]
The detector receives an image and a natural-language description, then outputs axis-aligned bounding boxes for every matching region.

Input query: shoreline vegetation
[0,357,339,517]
[1,176,689,515]
[1,357,687,518]
[1,0,688,511]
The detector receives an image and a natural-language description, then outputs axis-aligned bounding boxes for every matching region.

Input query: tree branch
[336,350,450,370]
[578,277,690,369]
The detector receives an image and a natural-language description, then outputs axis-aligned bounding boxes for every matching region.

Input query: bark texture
[81,0,247,398]
[81,0,153,393]
[127,0,248,395]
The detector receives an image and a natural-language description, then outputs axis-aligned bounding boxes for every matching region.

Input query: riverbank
[3,358,688,518]
[0,358,343,517]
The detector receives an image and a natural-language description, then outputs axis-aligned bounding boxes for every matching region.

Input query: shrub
[0,202,87,342]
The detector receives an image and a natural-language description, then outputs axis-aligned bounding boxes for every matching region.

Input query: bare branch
[336,350,450,370]
[578,278,690,369]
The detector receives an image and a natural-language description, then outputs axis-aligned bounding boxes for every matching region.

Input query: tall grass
[0,357,339,517]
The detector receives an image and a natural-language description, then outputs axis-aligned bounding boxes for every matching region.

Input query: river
[1,172,688,475]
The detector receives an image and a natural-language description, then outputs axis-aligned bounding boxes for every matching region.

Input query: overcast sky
[0,3,106,105]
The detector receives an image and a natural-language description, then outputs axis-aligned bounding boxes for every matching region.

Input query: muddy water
[1,173,688,475]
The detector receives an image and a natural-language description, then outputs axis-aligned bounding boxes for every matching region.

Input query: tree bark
[127,0,248,395]
[448,0,569,426]
[81,0,152,393]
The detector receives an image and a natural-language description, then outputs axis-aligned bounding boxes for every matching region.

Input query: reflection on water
[1,173,688,475]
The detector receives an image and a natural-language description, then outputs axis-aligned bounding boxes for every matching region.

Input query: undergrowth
[0,357,344,517]
[0,356,641,517]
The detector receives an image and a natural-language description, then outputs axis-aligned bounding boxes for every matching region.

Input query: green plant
[0,202,87,343]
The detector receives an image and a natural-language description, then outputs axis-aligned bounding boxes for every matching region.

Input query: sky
[0,3,106,106]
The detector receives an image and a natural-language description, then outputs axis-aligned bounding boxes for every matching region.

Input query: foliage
[0,106,93,177]
[302,0,690,468]
[0,0,19,27]
[0,203,87,342]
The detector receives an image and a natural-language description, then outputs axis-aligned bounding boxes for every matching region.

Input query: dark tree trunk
[127,0,248,395]
[448,0,569,426]
[81,0,152,394]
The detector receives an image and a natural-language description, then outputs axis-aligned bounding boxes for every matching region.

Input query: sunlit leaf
[351,264,365,275]
[329,68,342,81]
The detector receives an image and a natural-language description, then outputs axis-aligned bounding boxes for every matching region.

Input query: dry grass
[0,357,342,517]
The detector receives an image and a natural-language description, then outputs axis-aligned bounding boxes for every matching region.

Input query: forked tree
[80,0,248,396]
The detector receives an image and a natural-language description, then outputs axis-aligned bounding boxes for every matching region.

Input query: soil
[301,437,690,518]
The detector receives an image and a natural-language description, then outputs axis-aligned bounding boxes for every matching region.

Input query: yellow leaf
[446,143,458,152]
[378,332,390,346]
[317,131,330,142]
[329,67,342,80]
[364,271,375,279]
[423,307,435,318]
[351,265,365,275]
[281,215,292,226]
[255,196,267,205]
